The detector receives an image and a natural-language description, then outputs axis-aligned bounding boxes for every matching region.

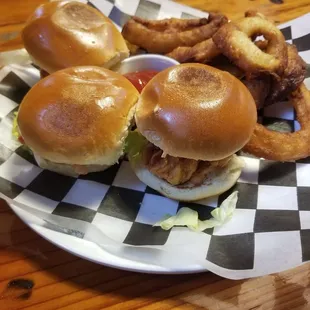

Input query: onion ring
[128,16,210,32]
[122,13,228,54]
[243,84,310,161]
[166,38,220,63]
[212,16,288,76]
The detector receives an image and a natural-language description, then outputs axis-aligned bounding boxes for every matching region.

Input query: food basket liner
[0,0,310,279]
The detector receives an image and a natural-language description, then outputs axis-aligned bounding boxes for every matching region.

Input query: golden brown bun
[135,63,257,161]
[17,66,139,166]
[22,1,129,73]
[33,154,110,177]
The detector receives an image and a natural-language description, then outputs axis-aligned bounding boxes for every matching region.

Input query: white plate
[10,202,208,274]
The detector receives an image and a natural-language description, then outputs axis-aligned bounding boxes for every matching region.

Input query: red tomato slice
[18,136,24,144]
[124,70,158,93]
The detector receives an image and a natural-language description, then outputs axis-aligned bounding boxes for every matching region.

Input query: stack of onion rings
[122,13,228,54]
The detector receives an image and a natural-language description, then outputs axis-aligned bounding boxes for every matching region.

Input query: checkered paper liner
[1,0,310,279]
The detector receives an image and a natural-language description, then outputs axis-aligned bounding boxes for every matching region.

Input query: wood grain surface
[1,1,310,309]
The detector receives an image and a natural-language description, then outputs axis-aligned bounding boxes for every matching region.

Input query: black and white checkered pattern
[1,0,310,278]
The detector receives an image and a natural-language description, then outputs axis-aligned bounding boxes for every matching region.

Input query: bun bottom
[34,153,109,177]
[130,155,244,201]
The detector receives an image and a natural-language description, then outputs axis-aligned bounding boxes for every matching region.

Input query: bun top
[17,66,139,166]
[22,1,129,73]
[135,63,257,161]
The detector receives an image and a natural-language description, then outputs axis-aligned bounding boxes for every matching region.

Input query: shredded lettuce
[12,111,32,155]
[12,111,20,140]
[155,191,238,232]
[124,130,147,164]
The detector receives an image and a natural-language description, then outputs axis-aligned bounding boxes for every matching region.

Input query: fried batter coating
[181,157,231,188]
[122,13,228,54]
[209,55,244,79]
[243,84,310,161]
[130,16,210,31]
[243,77,271,109]
[145,144,231,186]
[145,145,198,185]
[266,44,306,105]
[166,38,220,63]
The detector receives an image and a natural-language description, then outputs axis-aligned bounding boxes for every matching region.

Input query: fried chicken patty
[144,144,231,186]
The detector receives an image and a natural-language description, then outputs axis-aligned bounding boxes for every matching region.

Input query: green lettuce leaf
[124,130,147,164]
[12,111,20,140]
[155,191,239,232]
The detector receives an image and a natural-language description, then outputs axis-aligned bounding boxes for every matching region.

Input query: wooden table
[1,1,310,309]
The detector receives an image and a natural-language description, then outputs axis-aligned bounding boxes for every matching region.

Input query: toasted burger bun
[135,63,257,161]
[132,155,244,201]
[22,1,129,74]
[17,66,139,175]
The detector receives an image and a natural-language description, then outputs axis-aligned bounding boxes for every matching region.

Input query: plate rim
[9,202,209,275]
